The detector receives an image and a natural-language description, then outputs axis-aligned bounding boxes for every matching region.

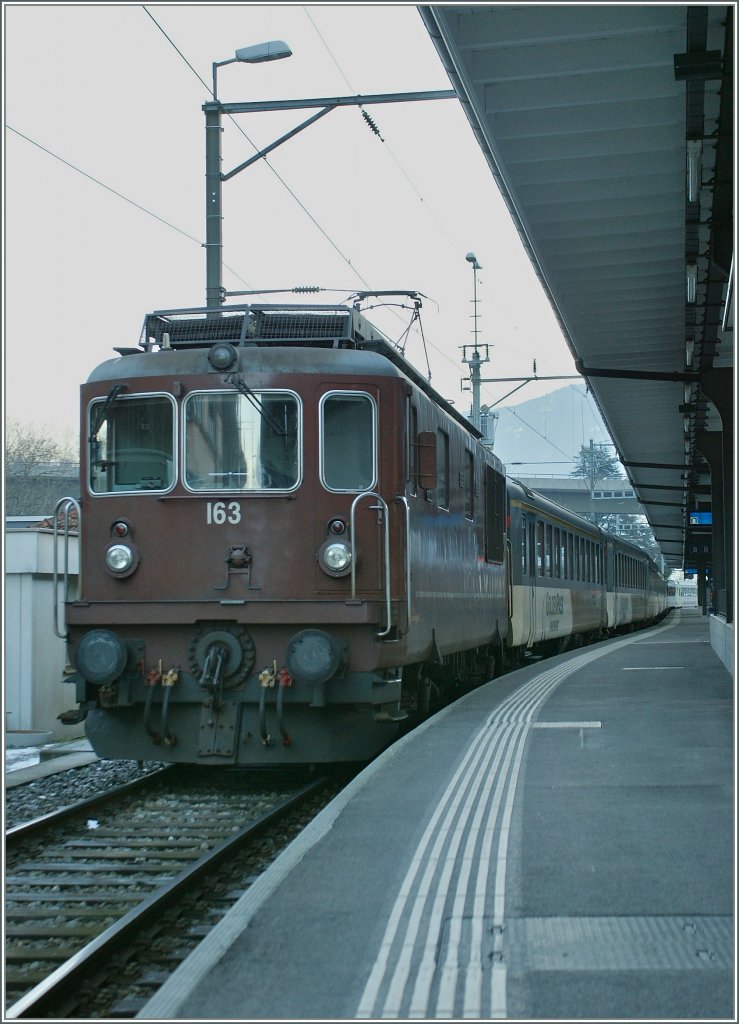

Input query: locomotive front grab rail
[349,491,391,638]
[53,496,81,639]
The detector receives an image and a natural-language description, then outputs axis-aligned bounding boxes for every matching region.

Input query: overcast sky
[4,3,607,463]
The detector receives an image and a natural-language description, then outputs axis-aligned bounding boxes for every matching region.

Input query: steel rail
[6,766,172,842]
[5,774,329,1019]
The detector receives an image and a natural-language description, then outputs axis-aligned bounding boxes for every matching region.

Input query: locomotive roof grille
[134,302,484,442]
[140,304,384,350]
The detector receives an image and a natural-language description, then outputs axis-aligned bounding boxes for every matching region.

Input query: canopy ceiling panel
[420,4,734,572]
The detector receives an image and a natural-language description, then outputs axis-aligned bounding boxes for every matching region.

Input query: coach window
[320,392,376,492]
[484,465,506,562]
[521,514,528,573]
[89,394,175,494]
[185,391,300,491]
[437,429,450,509]
[464,450,474,519]
[536,520,545,576]
[544,523,553,576]
[553,527,561,578]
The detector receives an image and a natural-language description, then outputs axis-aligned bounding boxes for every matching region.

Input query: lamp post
[205,41,292,309]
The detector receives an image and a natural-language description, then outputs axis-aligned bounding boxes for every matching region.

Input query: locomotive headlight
[208,343,238,371]
[319,539,352,577]
[105,543,135,575]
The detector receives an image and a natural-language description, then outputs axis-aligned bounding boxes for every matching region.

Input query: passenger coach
[506,478,667,661]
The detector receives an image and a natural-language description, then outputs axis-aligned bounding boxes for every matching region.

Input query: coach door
[528,517,539,646]
[518,512,537,648]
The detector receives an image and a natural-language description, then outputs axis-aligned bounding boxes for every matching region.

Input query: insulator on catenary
[361,108,384,141]
[292,285,321,293]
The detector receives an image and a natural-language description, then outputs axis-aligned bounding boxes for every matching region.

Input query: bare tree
[5,420,80,515]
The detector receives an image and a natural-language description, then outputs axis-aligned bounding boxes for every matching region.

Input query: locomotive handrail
[395,495,412,627]
[349,491,392,638]
[53,496,81,639]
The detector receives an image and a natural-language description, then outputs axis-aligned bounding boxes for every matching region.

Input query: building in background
[5,515,83,744]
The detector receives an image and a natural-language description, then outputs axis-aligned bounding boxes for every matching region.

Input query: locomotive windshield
[89,394,175,493]
[184,391,300,491]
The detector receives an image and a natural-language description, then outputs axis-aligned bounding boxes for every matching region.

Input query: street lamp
[205,41,292,308]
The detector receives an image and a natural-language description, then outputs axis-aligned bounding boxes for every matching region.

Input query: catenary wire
[302,7,461,254]
[5,126,257,292]
[6,126,202,247]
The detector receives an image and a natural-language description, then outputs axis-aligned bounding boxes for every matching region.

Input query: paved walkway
[131,608,732,1019]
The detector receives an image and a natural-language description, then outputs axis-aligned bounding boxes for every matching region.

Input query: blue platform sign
[689,511,712,526]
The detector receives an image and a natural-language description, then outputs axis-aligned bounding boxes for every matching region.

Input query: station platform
[139,608,734,1021]
[5,738,98,788]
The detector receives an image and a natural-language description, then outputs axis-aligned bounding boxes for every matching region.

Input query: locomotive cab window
[320,392,376,492]
[89,394,175,494]
[184,391,300,491]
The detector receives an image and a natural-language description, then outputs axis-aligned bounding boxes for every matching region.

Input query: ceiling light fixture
[686,139,702,202]
[686,263,697,304]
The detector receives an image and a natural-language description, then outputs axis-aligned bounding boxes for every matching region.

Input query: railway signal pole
[460,252,489,433]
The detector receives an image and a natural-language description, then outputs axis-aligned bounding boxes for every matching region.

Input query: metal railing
[350,491,391,638]
[53,497,81,639]
[395,495,412,627]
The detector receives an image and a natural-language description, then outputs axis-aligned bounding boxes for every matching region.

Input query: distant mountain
[481,384,616,475]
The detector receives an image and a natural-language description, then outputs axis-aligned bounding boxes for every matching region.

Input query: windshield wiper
[89,384,128,467]
[224,373,286,436]
[89,384,127,444]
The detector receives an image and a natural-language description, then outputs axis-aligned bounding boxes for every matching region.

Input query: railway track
[5,765,343,1018]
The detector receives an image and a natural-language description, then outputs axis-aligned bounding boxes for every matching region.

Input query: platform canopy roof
[420,5,734,572]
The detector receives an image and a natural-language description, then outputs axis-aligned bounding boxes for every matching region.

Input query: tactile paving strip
[504,916,733,970]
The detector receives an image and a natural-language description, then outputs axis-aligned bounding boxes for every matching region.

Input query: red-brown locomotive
[57,301,665,765]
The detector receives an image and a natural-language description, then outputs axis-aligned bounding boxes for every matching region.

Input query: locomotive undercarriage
[63,616,412,765]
